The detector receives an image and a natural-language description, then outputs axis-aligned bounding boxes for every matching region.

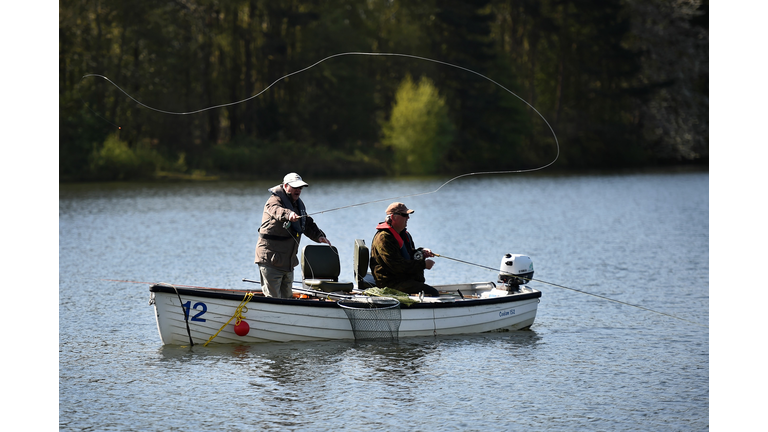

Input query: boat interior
[295,240,530,302]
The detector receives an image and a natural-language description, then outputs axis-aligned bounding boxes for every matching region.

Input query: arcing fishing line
[81,52,556,126]
[82,52,560,212]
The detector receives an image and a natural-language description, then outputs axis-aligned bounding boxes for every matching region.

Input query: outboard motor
[498,254,534,291]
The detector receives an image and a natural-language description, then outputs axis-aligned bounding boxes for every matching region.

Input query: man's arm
[304,215,331,245]
[263,196,292,222]
[375,232,426,277]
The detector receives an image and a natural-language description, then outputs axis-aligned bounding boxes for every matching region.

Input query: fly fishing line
[82,52,559,213]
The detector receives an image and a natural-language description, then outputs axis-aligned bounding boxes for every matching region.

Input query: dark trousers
[389,279,440,297]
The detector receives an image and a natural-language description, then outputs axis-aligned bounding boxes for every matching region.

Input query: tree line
[59,0,708,181]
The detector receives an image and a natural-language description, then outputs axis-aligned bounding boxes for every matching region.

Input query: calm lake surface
[59,169,709,431]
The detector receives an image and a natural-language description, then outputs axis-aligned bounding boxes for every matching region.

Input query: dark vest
[375,222,413,260]
[259,186,307,240]
[275,188,307,238]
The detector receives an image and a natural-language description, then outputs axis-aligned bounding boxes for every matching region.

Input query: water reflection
[154,331,543,388]
[154,330,544,396]
[60,172,708,431]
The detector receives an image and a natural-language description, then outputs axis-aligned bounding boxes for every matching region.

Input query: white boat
[148,240,541,345]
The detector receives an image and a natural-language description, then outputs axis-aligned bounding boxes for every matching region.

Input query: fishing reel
[498,254,534,291]
[414,248,425,261]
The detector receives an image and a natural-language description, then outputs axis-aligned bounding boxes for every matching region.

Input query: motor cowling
[498,254,534,290]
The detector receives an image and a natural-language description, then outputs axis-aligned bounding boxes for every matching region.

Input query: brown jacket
[369,224,426,288]
[255,185,326,271]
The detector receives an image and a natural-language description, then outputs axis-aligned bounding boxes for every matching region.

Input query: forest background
[59,0,709,181]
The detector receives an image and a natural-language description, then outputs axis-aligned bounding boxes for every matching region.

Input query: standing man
[369,202,439,297]
[255,173,331,298]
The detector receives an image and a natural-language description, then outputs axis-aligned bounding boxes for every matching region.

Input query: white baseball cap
[283,172,309,188]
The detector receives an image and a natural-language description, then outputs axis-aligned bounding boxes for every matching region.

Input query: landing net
[337,298,401,341]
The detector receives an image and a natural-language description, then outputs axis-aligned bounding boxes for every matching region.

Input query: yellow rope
[204,292,254,346]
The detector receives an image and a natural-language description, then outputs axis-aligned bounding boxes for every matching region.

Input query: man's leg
[279,270,295,299]
[260,265,289,298]
[391,279,440,297]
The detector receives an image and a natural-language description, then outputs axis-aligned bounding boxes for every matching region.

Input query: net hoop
[337,297,400,310]
[337,297,401,341]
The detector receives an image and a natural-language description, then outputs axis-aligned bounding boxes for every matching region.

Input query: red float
[234,320,250,336]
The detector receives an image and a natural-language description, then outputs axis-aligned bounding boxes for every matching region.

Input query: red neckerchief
[376,222,404,248]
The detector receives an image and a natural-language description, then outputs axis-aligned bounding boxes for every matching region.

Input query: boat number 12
[182,301,207,322]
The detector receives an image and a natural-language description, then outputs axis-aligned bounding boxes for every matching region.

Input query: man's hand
[318,236,332,246]
[425,259,435,270]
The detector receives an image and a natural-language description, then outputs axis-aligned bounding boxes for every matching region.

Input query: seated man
[369,202,439,297]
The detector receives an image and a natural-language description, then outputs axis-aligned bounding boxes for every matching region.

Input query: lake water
[58,169,709,430]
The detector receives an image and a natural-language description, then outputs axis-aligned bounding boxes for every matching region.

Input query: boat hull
[149,284,541,345]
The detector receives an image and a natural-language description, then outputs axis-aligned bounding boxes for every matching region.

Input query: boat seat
[353,239,377,290]
[301,244,354,293]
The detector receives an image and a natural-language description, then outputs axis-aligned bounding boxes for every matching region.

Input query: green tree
[88,133,166,180]
[382,75,455,175]
[624,0,708,161]
[59,0,707,181]
[491,0,650,167]
[424,0,530,171]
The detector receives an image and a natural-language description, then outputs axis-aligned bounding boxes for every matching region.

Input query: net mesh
[338,298,401,341]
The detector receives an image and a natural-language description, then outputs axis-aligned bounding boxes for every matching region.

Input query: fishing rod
[241,277,353,301]
[305,168,549,217]
[433,253,707,327]
[242,276,400,304]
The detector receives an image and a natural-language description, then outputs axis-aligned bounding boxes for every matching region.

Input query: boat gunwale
[149,284,541,308]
